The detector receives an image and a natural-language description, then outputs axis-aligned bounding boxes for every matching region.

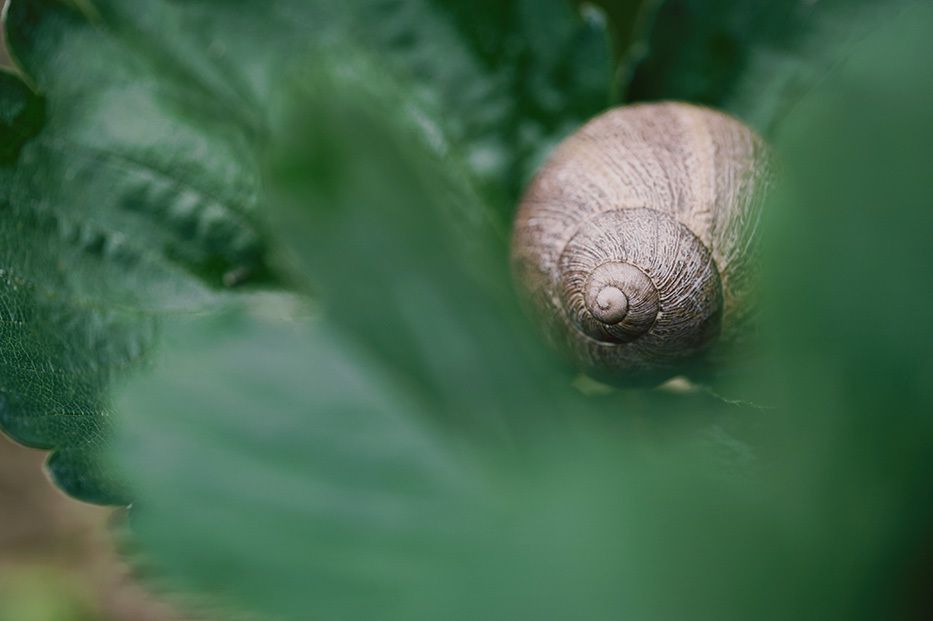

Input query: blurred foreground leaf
[114,63,597,619]
[113,5,933,620]
[264,59,580,439]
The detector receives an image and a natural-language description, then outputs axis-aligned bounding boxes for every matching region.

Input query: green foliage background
[1,0,931,619]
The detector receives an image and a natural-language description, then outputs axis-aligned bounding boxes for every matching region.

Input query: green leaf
[591,0,666,96]
[1,0,275,501]
[0,72,151,504]
[424,0,614,195]
[5,0,274,286]
[264,58,576,440]
[113,305,768,621]
[116,307,480,621]
[0,68,42,160]
[112,63,595,618]
[0,0,612,501]
[6,0,612,216]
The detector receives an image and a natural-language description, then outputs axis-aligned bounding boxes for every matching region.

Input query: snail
[511,102,771,385]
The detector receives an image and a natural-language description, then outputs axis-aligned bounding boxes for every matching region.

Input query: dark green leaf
[116,307,483,621]
[264,58,576,441]
[111,59,621,619]
[623,0,913,135]
[114,301,776,621]
[0,68,42,160]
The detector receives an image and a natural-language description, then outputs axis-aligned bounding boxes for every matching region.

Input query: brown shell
[511,102,770,383]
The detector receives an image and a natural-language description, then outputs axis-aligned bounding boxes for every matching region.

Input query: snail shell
[511,102,770,384]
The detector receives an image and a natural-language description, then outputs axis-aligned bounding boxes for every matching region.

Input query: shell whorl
[511,102,769,383]
[558,207,721,354]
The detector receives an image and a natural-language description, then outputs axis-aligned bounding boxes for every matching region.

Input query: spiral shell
[511,102,770,383]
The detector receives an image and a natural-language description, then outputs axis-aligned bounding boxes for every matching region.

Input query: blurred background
[0,436,184,621]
